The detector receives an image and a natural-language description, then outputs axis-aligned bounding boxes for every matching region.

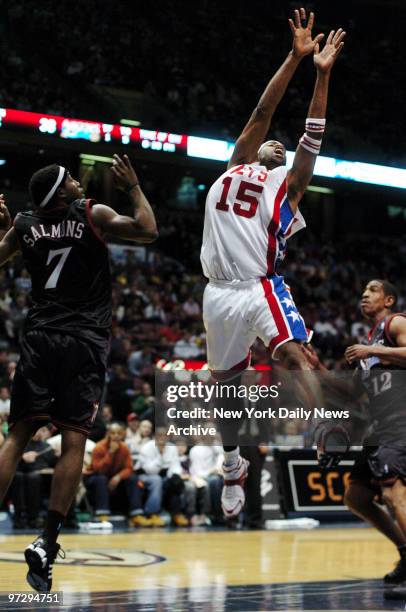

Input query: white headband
[39,166,66,208]
[257,141,273,157]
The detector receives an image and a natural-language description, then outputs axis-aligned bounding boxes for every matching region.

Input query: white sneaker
[221,456,249,518]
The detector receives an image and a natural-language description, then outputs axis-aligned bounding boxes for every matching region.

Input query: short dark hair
[376,279,398,308]
[29,164,66,208]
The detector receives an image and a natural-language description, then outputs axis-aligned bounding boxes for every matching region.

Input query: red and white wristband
[299,133,323,155]
[299,118,326,155]
[305,117,326,133]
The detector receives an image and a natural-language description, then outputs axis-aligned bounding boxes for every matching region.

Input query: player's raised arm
[0,195,19,266]
[91,154,159,243]
[287,29,346,211]
[227,8,324,169]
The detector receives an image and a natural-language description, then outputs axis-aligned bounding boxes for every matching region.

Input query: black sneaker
[24,537,63,592]
[384,557,406,583]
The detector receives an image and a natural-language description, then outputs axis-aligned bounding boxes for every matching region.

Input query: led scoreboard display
[274,448,361,518]
[3,106,406,189]
[0,108,187,155]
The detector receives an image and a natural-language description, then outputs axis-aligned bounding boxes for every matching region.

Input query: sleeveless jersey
[13,199,112,348]
[200,163,306,281]
[358,313,406,446]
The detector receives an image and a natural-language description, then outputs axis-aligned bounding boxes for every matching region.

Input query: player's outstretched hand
[110,154,139,192]
[289,8,324,59]
[344,343,370,364]
[0,194,11,231]
[314,29,346,73]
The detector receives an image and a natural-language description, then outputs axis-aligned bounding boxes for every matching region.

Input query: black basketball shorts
[9,330,108,436]
[349,445,406,488]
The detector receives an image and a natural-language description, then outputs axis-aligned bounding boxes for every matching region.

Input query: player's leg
[0,420,38,504]
[47,429,87,524]
[25,428,87,592]
[256,276,323,412]
[382,480,406,537]
[4,333,53,504]
[345,481,405,546]
[275,340,310,369]
[202,282,253,518]
[380,480,406,584]
[214,373,255,519]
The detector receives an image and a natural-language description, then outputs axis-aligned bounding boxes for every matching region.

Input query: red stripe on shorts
[211,352,251,382]
[260,278,291,352]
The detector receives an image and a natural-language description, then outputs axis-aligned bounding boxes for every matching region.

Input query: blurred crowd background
[2,0,406,165]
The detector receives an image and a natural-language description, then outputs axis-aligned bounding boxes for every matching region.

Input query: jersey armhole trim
[384,313,406,346]
[85,200,107,247]
[11,216,23,251]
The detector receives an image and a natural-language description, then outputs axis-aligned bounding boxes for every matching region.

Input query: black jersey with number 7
[13,198,112,348]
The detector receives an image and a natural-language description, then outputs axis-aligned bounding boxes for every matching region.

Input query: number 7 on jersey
[45,247,72,289]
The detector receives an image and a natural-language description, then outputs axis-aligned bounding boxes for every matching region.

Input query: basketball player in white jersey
[201,8,345,518]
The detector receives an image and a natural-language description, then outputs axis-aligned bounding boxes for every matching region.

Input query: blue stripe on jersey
[273,197,293,271]
[279,197,294,235]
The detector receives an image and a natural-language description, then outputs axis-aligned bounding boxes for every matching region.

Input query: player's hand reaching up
[0,194,11,231]
[110,154,140,193]
[314,29,346,73]
[289,8,324,59]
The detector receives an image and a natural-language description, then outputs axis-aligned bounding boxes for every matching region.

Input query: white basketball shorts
[203,274,312,380]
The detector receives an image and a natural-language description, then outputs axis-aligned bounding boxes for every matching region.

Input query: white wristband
[306,117,326,133]
[299,133,322,155]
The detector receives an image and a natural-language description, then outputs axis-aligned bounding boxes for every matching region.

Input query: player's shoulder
[385,313,406,342]
[269,164,288,179]
[14,210,33,221]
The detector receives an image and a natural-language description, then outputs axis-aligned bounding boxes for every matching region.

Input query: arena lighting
[306,185,334,194]
[2,107,406,189]
[188,141,406,190]
[0,160,6,166]
[79,153,113,164]
[120,118,141,127]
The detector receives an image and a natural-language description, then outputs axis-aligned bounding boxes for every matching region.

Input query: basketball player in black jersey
[343,280,406,589]
[0,154,157,591]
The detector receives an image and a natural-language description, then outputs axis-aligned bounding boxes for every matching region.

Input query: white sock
[223,447,240,466]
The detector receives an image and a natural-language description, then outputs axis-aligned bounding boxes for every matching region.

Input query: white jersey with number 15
[200,162,306,281]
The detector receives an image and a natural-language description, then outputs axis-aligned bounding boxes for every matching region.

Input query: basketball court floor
[0,525,405,610]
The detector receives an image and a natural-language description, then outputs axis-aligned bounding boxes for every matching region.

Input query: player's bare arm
[302,344,363,401]
[287,29,346,211]
[346,316,406,367]
[0,195,20,266]
[227,8,324,169]
[0,193,11,238]
[91,154,159,243]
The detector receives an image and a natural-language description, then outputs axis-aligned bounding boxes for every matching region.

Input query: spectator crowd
[2,0,406,165]
[0,224,404,527]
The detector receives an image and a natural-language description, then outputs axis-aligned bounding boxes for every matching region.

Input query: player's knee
[344,486,358,510]
[344,484,372,513]
[60,429,87,453]
[382,481,406,509]
[277,342,307,370]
